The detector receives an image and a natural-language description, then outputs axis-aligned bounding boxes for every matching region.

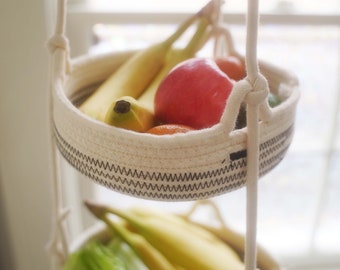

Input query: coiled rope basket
[47,0,299,269]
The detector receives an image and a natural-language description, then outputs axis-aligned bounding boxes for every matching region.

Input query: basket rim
[53,50,299,143]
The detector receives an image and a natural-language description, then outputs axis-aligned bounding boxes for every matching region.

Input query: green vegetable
[63,240,126,270]
[268,92,281,108]
[62,248,88,270]
[109,238,148,270]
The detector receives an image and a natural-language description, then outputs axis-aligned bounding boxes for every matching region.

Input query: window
[62,1,340,269]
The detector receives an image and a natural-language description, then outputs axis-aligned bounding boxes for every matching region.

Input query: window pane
[255,26,340,152]
[314,153,340,253]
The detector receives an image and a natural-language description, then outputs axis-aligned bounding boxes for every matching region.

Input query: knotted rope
[47,0,70,269]
[243,0,264,268]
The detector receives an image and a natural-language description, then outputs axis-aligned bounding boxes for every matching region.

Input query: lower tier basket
[52,49,299,201]
[66,200,282,270]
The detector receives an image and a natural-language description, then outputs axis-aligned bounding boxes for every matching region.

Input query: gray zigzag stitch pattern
[53,123,293,200]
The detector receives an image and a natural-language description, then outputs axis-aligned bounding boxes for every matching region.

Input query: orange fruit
[215,56,246,81]
[147,124,194,135]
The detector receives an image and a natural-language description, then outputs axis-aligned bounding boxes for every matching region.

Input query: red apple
[154,58,234,129]
[215,56,246,81]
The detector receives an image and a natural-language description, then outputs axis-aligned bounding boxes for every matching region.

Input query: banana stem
[163,15,197,47]
[85,201,140,228]
[114,100,131,114]
[162,0,216,48]
[85,201,149,239]
[85,201,107,219]
[138,17,212,111]
[84,201,137,237]
[182,17,211,56]
[101,216,142,252]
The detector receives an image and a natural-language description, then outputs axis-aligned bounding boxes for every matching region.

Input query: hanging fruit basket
[49,0,299,202]
[47,0,299,269]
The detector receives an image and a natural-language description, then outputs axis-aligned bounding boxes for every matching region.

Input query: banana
[129,205,221,243]
[104,96,154,132]
[100,217,177,270]
[104,17,211,132]
[85,201,244,270]
[79,1,215,121]
[191,221,281,270]
[105,17,211,132]
[138,16,212,112]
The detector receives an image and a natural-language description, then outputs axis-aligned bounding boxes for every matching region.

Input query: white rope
[47,0,70,268]
[47,0,70,72]
[215,2,265,269]
[245,0,260,83]
[212,0,225,58]
[47,83,70,269]
[245,75,268,270]
[244,0,262,269]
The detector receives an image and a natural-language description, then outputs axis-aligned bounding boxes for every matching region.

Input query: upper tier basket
[48,0,299,201]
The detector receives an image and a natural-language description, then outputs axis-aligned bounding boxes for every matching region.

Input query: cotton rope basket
[47,0,299,269]
[49,4,299,202]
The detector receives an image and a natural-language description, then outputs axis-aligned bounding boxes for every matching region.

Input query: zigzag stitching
[77,159,247,183]
[259,146,290,177]
[66,144,247,183]
[259,125,294,152]
[102,183,240,200]
[54,123,293,187]
[70,153,247,197]
[54,125,248,182]
[54,132,248,194]
[259,125,294,162]
[67,149,248,192]
[55,141,248,198]
[88,172,246,201]
[260,137,289,161]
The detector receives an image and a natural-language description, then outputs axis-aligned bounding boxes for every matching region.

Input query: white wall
[0,0,55,269]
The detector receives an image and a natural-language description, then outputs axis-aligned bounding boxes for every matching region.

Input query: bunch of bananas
[79,201,245,270]
[79,1,216,132]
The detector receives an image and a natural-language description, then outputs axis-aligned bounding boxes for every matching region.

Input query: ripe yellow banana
[192,221,281,270]
[104,96,154,132]
[104,17,212,132]
[79,1,215,121]
[85,201,244,270]
[129,205,220,243]
[99,217,177,270]
[138,16,212,112]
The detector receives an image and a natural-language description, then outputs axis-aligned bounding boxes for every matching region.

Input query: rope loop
[211,0,224,26]
[47,34,70,54]
[244,74,269,106]
[230,74,269,106]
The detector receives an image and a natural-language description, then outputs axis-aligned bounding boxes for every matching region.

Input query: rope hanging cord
[240,0,267,269]
[230,75,269,270]
[47,0,71,268]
